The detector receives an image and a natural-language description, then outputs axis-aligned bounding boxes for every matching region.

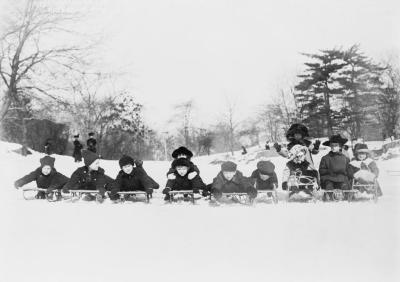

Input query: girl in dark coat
[14,156,69,199]
[166,146,200,177]
[349,144,382,196]
[319,135,353,199]
[163,158,205,201]
[250,160,278,190]
[72,134,83,162]
[110,155,157,200]
[62,150,110,202]
[273,124,320,166]
[211,161,257,200]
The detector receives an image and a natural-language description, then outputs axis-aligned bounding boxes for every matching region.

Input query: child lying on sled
[282,145,319,197]
[250,160,278,191]
[162,158,205,201]
[211,161,257,201]
[349,144,382,196]
[14,156,69,199]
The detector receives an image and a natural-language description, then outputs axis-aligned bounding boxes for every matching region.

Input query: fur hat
[354,143,371,155]
[221,161,237,172]
[82,150,99,167]
[257,161,275,175]
[172,158,191,168]
[119,155,135,168]
[40,156,55,168]
[171,146,193,159]
[322,134,348,146]
[88,132,95,137]
[286,124,309,139]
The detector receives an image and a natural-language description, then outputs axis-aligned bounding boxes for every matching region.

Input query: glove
[135,159,143,167]
[14,182,20,189]
[188,171,197,180]
[343,145,349,151]
[282,182,288,191]
[273,143,282,152]
[167,174,176,180]
[146,188,153,195]
[162,187,171,194]
[314,140,321,150]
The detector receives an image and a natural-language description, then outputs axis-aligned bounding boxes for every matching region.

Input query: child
[72,134,83,162]
[282,145,318,197]
[250,160,278,191]
[319,134,352,200]
[162,158,205,201]
[62,150,109,202]
[86,132,97,153]
[349,144,382,196]
[110,155,157,201]
[167,146,200,177]
[14,156,69,199]
[274,123,320,166]
[211,161,257,201]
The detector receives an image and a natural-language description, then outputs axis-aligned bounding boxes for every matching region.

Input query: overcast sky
[3,0,400,131]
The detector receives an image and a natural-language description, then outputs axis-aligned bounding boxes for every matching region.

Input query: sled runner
[286,174,318,203]
[321,189,358,202]
[167,190,196,204]
[215,192,254,205]
[22,187,62,202]
[112,191,151,203]
[256,184,278,204]
[349,178,380,203]
[66,190,103,203]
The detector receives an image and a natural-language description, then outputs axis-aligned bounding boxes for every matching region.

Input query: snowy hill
[0,141,399,282]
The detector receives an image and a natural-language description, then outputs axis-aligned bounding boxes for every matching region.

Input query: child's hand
[14,182,20,189]
[188,172,197,180]
[167,174,176,180]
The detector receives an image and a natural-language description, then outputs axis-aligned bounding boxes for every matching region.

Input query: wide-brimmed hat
[322,134,348,146]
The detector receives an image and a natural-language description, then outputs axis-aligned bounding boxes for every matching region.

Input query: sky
[2,0,400,131]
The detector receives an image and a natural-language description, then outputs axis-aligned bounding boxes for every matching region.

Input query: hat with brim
[172,146,193,159]
[322,134,348,146]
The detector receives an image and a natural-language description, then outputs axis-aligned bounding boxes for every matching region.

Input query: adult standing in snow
[72,134,83,162]
[14,156,69,199]
[86,132,97,153]
[273,124,320,166]
[44,138,52,155]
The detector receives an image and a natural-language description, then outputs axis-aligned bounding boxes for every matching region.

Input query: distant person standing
[72,134,83,162]
[44,139,52,155]
[87,132,97,153]
[241,146,247,155]
[265,140,270,150]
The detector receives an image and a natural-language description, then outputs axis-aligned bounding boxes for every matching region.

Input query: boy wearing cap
[211,161,257,200]
[163,158,205,201]
[250,160,278,191]
[72,134,83,162]
[319,134,353,199]
[14,156,69,199]
[349,144,382,196]
[63,150,109,201]
[110,155,158,201]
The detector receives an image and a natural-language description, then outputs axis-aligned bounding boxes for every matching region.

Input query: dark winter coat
[111,168,154,194]
[63,166,110,195]
[86,138,97,153]
[165,171,205,192]
[212,171,256,196]
[135,166,160,189]
[319,151,352,184]
[73,140,83,161]
[250,169,278,190]
[282,160,318,190]
[15,168,69,191]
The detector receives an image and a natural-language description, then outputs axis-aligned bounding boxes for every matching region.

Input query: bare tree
[220,97,239,155]
[171,99,195,147]
[0,0,90,122]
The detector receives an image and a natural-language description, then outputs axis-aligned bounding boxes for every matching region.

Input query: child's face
[331,143,341,153]
[89,159,100,171]
[259,173,270,181]
[223,171,236,181]
[294,152,306,163]
[294,133,303,141]
[176,166,188,176]
[41,165,52,175]
[122,164,133,174]
[357,153,367,161]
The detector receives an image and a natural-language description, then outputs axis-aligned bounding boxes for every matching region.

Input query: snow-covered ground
[0,141,399,282]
